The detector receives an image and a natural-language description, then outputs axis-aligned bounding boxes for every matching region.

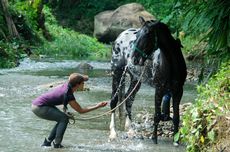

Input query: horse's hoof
[108,138,114,142]
[151,136,158,144]
[109,136,116,141]
[173,142,179,147]
[109,133,117,142]
[108,136,116,142]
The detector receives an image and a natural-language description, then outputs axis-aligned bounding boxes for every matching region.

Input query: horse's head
[132,16,159,66]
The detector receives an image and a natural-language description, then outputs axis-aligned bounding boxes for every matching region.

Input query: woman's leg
[32,105,69,145]
[47,123,58,142]
[162,92,172,121]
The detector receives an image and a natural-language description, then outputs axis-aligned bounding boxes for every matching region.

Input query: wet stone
[77,62,93,69]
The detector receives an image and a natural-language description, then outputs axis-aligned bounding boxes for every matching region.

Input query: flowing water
[0,58,197,152]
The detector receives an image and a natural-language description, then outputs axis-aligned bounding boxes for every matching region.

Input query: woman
[32,73,107,148]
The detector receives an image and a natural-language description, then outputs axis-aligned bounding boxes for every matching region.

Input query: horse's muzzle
[132,56,144,66]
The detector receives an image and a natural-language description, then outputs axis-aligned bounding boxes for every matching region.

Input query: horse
[109,16,187,145]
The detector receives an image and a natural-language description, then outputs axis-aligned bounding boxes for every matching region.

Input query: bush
[180,61,230,151]
[0,40,22,68]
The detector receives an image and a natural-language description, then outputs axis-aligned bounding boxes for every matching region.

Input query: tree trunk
[1,0,20,38]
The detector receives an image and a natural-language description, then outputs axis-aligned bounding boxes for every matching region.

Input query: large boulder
[94,3,156,43]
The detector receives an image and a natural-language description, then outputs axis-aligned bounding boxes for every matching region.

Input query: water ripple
[0,58,111,74]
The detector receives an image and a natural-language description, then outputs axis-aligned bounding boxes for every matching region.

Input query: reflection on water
[0,58,196,152]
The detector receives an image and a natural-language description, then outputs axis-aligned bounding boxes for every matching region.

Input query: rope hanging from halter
[67,63,147,124]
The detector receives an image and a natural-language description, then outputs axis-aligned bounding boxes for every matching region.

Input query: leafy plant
[175,0,230,59]
[180,61,230,151]
[37,6,110,60]
[0,40,24,68]
[11,0,39,30]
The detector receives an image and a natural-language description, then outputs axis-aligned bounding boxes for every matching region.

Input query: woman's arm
[69,100,107,114]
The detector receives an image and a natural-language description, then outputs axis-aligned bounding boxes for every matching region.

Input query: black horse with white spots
[109,16,187,145]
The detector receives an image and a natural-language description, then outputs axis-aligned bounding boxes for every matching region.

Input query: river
[0,57,197,152]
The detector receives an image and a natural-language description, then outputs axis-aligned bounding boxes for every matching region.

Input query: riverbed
[0,58,197,152]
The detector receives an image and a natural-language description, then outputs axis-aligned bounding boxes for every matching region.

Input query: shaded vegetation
[37,6,110,60]
[176,0,230,60]
[180,61,230,151]
[48,0,174,35]
[0,0,111,67]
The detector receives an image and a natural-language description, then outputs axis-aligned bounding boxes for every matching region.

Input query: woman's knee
[59,114,69,123]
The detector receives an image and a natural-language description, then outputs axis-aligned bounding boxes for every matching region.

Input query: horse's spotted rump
[111,28,139,68]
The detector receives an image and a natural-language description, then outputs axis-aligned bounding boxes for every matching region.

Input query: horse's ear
[139,16,145,25]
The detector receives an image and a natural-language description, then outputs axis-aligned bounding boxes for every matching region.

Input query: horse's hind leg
[109,67,124,140]
[124,78,141,133]
[153,87,164,144]
[172,87,183,146]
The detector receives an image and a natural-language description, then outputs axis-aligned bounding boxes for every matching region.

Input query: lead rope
[67,63,147,124]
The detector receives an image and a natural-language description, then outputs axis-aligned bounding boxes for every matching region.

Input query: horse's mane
[156,21,187,82]
[156,22,181,49]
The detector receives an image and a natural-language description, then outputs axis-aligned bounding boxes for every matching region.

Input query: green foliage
[175,0,230,59]
[0,0,43,68]
[11,0,39,30]
[9,0,45,43]
[48,0,175,35]
[135,0,174,20]
[180,35,203,55]
[0,1,111,68]
[0,40,23,68]
[49,0,125,35]
[38,24,110,60]
[37,6,110,60]
[180,61,230,151]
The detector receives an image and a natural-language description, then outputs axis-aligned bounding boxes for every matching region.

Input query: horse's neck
[159,47,185,81]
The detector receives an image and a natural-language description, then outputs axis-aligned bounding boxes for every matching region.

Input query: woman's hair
[68,73,88,87]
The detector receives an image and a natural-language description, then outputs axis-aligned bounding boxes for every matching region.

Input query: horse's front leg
[153,88,164,144]
[125,79,141,136]
[109,68,123,140]
[109,112,117,140]
[172,88,183,146]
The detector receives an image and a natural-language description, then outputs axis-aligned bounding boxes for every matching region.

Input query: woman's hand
[97,101,108,108]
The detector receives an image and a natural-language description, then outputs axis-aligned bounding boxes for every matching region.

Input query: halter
[133,43,149,59]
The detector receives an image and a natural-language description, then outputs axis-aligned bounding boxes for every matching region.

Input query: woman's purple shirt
[32,82,75,106]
